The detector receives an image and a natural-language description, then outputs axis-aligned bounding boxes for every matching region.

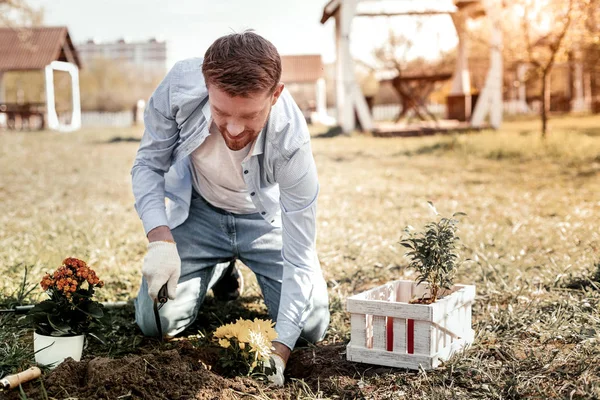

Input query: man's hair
[202,30,282,97]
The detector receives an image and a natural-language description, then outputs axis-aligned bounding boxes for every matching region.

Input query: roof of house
[320,0,478,24]
[281,55,324,83]
[0,26,81,72]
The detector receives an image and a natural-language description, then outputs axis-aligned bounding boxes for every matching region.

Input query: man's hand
[267,353,286,386]
[142,240,181,300]
[268,342,290,386]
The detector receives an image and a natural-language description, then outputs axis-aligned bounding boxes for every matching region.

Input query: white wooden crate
[346,280,475,370]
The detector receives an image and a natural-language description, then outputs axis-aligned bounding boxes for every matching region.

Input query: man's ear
[271,83,284,106]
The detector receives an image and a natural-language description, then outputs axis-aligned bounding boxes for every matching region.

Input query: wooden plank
[407,318,414,354]
[393,318,407,353]
[347,345,435,370]
[464,304,473,331]
[386,288,396,351]
[413,321,434,356]
[350,313,367,348]
[445,308,458,345]
[431,285,476,323]
[366,314,373,349]
[412,282,432,301]
[386,317,393,351]
[347,298,434,321]
[372,315,387,350]
[397,281,412,303]
[356,11,455,17]
[434,316,445,354]
[458,305,466,338]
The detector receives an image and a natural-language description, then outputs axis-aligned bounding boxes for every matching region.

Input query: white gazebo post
[471,0,503,128]
[448,9,472,121]
[45,61,81,132]
[334,0,373,133]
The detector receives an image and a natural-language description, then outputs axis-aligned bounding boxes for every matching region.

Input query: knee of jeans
[134,295,164,337]
[300,303,331,345]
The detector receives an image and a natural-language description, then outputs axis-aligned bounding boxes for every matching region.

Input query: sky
[27,0,458,70]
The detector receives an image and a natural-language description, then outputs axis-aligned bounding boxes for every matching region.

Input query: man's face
[208,83,284,151]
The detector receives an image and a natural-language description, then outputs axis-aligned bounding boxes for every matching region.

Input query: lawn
[1,115,599,399]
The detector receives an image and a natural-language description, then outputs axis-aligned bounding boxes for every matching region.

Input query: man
[131,31,330,386]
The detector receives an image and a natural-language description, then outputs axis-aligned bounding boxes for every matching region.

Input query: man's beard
[218,112,270,151]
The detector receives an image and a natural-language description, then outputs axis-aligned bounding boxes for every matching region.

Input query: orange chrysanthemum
[39,258,104,297]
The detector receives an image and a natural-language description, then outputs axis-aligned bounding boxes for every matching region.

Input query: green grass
[2,115,600,399]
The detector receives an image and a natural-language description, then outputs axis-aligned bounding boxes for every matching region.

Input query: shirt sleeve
[131,65,180,235]
[273,140,322,349]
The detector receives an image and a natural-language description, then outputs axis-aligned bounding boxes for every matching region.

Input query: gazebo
[0,26,82,131]
[320,0,503,135]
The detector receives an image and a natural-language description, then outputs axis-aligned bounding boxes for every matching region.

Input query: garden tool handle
[157,284,168,304]
[1,366,41,390]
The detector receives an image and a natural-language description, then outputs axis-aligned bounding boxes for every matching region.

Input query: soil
[408,297,435,304]
[4,342,389,399]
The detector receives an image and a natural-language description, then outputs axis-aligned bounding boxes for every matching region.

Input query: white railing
[81,111,133,127]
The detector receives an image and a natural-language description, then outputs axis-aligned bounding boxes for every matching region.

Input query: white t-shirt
[190,122,257,214]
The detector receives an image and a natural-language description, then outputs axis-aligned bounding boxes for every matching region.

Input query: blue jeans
[135,190,330,347]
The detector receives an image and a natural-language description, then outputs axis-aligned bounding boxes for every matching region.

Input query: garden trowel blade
[153,299,163,341]
[153,284,168,342]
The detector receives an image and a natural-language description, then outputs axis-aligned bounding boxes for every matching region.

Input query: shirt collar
[201,98,211,122]
[250,126,266,157]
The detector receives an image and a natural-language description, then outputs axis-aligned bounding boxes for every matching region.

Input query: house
[280,54,331,124]
[0,26,82,131]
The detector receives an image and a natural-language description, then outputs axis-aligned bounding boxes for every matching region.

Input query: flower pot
[33,332,85,369]
[346,279,475,370]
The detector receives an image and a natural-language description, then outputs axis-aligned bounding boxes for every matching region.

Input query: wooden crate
[346,280,475,370]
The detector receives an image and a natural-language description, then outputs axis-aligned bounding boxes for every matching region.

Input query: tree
[500,0,600,137]
[0,0,44,27]
[523,0,576,137]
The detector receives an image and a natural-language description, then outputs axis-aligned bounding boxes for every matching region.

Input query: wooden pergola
[320,0,504,134]
[0,26,82,131]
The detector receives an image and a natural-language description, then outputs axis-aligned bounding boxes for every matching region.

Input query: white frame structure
[44,61,81,132]
[322,0,504,133]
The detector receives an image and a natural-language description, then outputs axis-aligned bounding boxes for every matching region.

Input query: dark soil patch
[5,341,278,399]
[5,341,404,399]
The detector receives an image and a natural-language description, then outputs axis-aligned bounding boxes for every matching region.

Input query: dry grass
[1,115,600,399]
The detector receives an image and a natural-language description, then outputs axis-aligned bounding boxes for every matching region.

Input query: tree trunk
[541,72,550,138]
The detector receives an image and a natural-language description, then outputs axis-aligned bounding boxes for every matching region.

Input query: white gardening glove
[267,353,286,386]
[142,241,181,300]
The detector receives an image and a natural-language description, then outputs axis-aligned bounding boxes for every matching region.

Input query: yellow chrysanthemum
[248,329,271,362]
[214,322,239,339]
[245,318,278,342]
[218,338,231,348]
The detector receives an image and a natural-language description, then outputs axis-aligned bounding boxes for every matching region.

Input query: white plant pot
[346,280,475,370]
[33,332,85,369]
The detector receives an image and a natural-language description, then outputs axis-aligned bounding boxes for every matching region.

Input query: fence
[80,111,134,128]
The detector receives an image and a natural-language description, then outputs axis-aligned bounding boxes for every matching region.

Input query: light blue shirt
[131,58,322,348]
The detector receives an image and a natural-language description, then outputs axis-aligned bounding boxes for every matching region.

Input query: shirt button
[271,219,275,223]
[244,170,249,174]
[261,211,266,215]
[250,192,255,196]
